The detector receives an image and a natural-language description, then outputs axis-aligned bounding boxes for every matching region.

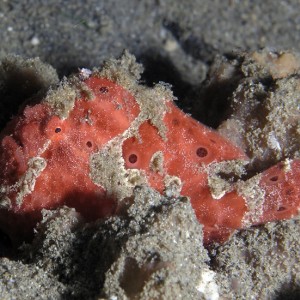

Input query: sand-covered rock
[194,49,300,170]
[0,186,213,299]
[212,216,300,300]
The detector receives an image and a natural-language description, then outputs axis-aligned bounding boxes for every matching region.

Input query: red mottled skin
[0,77,299,245]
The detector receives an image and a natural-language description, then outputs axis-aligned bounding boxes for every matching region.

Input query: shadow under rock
[192,77,240,128]
[138,51,199,112]
[0,56,59,131]
[0,229,13,258]
[55,63,83,78]
[55,220,126,299]
[276,286,300,300]
[0,69,45,129]
[138,50,245,128]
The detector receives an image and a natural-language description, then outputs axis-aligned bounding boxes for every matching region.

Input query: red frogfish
[0,52,299,246]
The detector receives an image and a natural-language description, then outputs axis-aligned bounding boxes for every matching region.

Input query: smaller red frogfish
[0,53,299,246]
